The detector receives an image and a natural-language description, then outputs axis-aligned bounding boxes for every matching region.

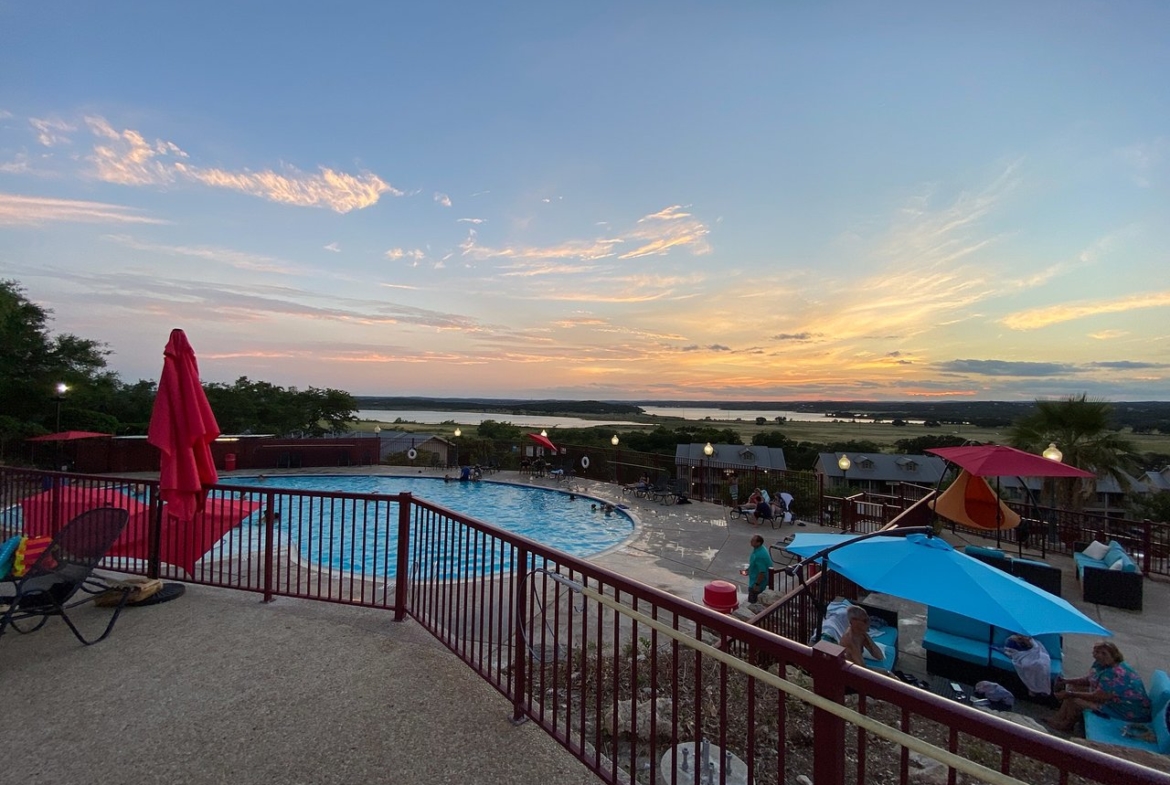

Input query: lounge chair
[0,507,132,646]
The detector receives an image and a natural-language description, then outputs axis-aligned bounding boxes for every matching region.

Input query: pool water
[228,475,634,578]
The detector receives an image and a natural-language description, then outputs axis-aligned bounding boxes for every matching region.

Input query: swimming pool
[228,475,634,579]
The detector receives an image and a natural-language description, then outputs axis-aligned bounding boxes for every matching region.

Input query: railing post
[394,492,411,621]
[1142,519,1153,576]
[809,640,848,785]
[147,483,162,579]
[262,490,275,602]
[511,545,530,724]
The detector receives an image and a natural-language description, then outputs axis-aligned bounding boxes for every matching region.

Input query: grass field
[354,412,1170,458]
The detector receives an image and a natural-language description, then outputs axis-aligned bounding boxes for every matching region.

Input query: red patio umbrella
[527,432,558,452]
[19,485,150,536]
[148,329,221,522]
[26,431,113,442]
[926,444,1094,547]
[110,496,262,576]
[925,445,1094,479]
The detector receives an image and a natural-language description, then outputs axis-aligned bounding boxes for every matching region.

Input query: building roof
[815,452,948,484]
[674,443,787,472]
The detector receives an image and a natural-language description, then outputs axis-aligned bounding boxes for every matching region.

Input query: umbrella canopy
[20,486,149,535]
[931,469,1022,531]
[527,432,558,452]
[110,495,261,576]
[26,430,113,442]
[926,445,1095,479]
[786,532,1110,637]
[148,329,221,522]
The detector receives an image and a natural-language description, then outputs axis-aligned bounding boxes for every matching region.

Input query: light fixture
[837,454,851,472]
[1043,443,1063,463]
[540,429,547,438]
[611,435,619,447]
[373,425,381,435]
[703,442,714,457]
[453,427,461,438]
[55,382,69,396]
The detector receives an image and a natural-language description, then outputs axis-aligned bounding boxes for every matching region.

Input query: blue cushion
[965,545,1007,560]
[1103,543,1125,569]
[927,607,991,641]
[1083,670,1170,754]
[1118,551,1139,572]
[0,535,21,580]
[922,629,989,665]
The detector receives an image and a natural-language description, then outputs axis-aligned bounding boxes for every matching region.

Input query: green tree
[1008,394,1138,510]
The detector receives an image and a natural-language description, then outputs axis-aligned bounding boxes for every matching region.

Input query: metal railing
[2,467,1166,785]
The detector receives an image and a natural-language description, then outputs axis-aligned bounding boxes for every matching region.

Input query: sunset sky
[2,2,1167,401]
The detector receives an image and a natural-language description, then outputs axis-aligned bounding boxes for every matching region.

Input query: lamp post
[53,382,68,470]
[1042,442,1063,547]
[453,427,461,468]
[611,434,620,485]
[373,425,381,465]
[703,442,714,502]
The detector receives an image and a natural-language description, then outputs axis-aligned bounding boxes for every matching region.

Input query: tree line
[0,280,358,461]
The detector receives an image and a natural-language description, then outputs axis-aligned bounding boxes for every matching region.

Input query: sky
[1,2,1168,402]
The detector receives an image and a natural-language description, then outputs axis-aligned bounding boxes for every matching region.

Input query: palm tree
[1008,394,1137,510]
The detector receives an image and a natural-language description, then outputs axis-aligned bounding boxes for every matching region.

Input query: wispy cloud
[1001,290,1170,330]
[0,193,164,225]
[385,248,426,261]
[618,205,712,259]
[102,234,306,274]
[324,242,341,253]
[30,117,75,147]
[1088,329,1128,340]
[934,359,1073,376]
[457,217,485,224]
[83,116,399,213]
[434,192,451,207]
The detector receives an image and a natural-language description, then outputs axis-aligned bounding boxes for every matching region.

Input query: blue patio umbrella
[786,532,1110,638]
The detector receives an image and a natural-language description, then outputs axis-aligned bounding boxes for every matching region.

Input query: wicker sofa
[963,545,1063,598]
[1073,540,1143,611]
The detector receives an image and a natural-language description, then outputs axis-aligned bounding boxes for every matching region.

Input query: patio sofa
[922,607,1062,698]
[1083,669,1170,754]
[1073,540,1143,611]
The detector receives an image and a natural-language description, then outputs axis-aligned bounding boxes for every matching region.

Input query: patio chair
[0,506,132,646]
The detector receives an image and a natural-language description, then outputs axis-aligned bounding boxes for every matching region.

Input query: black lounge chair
[1,507,132,646]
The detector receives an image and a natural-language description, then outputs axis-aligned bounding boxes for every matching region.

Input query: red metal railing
[2,467,1166,785]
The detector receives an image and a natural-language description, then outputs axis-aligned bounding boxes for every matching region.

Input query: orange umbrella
[930,469,1021,531]
[148,329,221,522]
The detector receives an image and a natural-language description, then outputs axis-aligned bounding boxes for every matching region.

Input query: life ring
[407,448,418,460]
[580,456,590,469]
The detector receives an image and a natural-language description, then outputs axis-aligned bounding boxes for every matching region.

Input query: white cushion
[1082,541,1109,561]
[864,642,887,662]
[1109,560,1124,571]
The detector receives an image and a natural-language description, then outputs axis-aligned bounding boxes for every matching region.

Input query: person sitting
[998,634,1051,696]
[747,498,773,526]
[747,489,763,506]
[1047,641,1151,732]
[819,600,882,667]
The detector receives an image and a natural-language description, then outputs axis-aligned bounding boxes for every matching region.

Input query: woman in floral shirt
[1047,641,1152,732]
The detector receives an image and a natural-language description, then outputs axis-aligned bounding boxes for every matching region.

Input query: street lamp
[53,382,68,432]
[1042,443,1063,546]
[611,434,620,484]
[837,453,851,489]
[702,442,715,502]
[453,427,461,468]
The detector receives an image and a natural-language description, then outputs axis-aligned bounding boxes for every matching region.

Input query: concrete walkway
[3,469,1166,783]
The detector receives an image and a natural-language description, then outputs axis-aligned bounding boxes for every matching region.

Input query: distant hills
[354,397,1170,432]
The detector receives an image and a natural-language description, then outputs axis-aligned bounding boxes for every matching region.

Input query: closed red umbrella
[148,329,220,522]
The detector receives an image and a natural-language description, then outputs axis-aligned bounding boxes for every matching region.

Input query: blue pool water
[228,475,633,578]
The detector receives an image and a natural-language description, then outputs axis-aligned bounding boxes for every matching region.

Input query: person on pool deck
[747,498,772,526]
[1047,641,1151,732]
[746,534,773,603]
[820,601,882,667]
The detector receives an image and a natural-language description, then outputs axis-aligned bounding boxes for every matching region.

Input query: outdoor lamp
[53,382,69,432]
[838,454,851,488]
[373,425,381,436]
[453,427,461,438]
[703,442,714,457]
[611,435,619,446]
[1043,443,1063,463]
[540,429,547,438]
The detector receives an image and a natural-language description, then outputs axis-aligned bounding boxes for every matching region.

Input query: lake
[354,405,909,427]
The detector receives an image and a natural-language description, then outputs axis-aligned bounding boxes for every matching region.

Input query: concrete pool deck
[4,467,1167,783]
